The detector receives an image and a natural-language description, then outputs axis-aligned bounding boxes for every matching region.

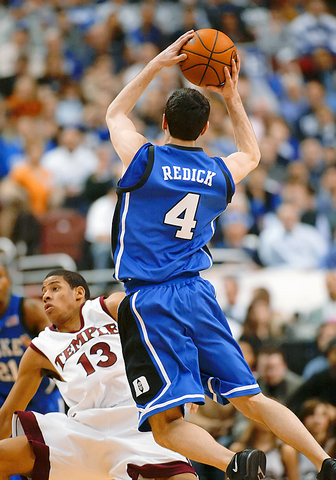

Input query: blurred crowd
[0,0,336,271]
[0,1,336,478]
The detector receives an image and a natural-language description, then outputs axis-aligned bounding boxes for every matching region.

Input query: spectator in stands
[9,137,55,219]
[222,276,246,327]
[295,80,334,142]
[297,137,327,192]
[305,271,336,333]
[5,74,42,120]
[318,164,336,222]
[128,2,166,50]
[238,335,259,374]
[82,143,119,207]
[266,115,299,165]
[245,165,282,235]
[105,12,128,74]
[321,224,336,269]
[168,3,210,45]
[53,7,92,80]
[287,337,336,414]
[55,81,84,129]
[258,201,329,268]
[84,183,116,271]
[240,289,284,354]
[302,322,336,379]
[258,135,288,184]
[256,344,303,406]
[41,126,98,213]
[277,69,308,130]
[215,3,254,44]
[39,28,71,94]
[0,28,31,99]
[286,0,336,59]
[297,399,336,479]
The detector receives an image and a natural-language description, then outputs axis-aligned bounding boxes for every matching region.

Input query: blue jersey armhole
[213,156,235,204]
[118,142,152,190]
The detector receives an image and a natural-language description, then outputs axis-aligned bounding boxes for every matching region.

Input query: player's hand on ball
[206,55,240,100]
[154,30,195,69]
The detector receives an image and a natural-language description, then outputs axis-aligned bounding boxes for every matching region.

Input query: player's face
[0,265,12,313]
[42,275,83,330]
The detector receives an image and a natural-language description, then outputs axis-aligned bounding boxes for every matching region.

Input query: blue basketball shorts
[118,275,261,432]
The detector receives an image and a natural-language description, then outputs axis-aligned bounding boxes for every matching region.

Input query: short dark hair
[44,269,90,300]
[164,88,210,141]
[298,398,330,423]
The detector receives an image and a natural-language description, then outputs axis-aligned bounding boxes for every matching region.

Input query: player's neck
[165,135,197,148]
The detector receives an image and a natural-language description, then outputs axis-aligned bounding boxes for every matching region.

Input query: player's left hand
[206,54,240,100]
[153,30,195,69]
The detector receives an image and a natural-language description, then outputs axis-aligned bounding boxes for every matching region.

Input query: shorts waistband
[125,272,200,294]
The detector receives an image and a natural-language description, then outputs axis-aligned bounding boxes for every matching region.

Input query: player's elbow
[105,104,115,124]
[249,147,261,171]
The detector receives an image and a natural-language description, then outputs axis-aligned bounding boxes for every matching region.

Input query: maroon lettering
[71,333,85,352]
[56,323,119,368]
[105,323,118,335]
[55,354,65,370]
[63,345,75,361]
[83,327,97,341]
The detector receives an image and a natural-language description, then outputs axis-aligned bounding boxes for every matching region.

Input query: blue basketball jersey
[112,143,235,288]
[0,294,62,413]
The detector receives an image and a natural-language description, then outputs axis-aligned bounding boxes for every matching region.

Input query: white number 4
[164,193,200,240]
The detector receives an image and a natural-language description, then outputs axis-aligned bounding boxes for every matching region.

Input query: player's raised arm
[0,346,55,439]
[105,30,194,170]
[206,56,261,185]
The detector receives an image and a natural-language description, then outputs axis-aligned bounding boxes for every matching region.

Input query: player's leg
[149,405,262,475]
[0,435,35,480]
[229,393,331,471]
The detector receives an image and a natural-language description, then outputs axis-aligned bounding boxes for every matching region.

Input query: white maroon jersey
[31,297,134,416]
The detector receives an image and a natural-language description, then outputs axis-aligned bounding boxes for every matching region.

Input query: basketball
[179,29,237,87]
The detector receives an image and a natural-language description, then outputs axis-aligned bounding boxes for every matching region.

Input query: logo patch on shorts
[133,376,150,397]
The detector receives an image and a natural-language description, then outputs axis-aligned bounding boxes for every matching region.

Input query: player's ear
[75,286,86,300]
[200,121,209,136]
[162,113,168,131]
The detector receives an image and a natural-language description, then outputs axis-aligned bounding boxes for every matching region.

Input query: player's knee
[229,392,266,420]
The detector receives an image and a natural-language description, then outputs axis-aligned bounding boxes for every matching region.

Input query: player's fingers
[178,52,188,61]
[236,54,241,73]
[223,66,232,83]
[176,30,194,47]
[231,59,238,81]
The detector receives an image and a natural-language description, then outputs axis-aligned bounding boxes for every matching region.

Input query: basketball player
[106,30,336,479]
[0,264,62,413]
[0,269,196,480]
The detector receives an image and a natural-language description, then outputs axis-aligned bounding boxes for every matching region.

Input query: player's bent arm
[0,347,55,439]
[23,297,51,337]
[222,91,260,184]
[105,30,194,169]
[206,57,260,184]
[104,291,126,321]
[106,115,148,171]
